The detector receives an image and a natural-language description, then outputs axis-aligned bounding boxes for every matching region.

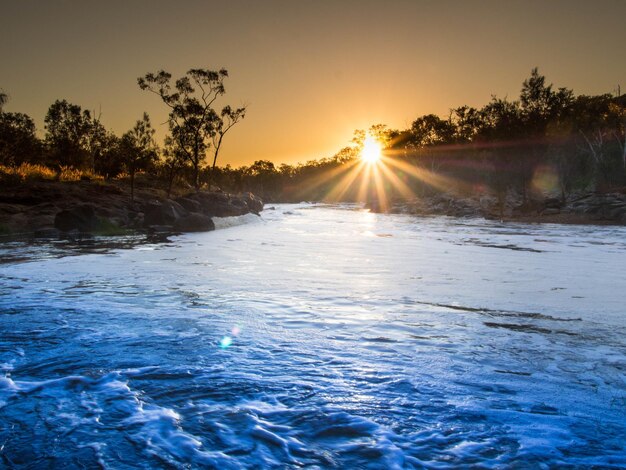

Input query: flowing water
[0,204,625,469]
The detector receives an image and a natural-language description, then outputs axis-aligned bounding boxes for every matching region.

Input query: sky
[1,0,625,167]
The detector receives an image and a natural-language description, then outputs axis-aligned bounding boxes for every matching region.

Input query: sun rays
[313,135,469,211]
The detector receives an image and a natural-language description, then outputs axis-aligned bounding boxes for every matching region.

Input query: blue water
[1,205,625,468]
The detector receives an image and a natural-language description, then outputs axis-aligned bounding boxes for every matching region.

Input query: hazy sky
[2,0,625,166]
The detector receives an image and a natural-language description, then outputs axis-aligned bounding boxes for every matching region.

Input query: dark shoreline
[1,181,625,251]
[0,180,264,241]
[366,191,626,226]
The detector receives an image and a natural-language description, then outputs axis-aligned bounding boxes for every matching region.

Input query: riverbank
[0,180,264,239]
[367,190,626,225]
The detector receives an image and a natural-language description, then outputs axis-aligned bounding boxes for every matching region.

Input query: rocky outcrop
[173,213,215,232]
[141,191,264,231]
[143,200,188,227]
[0,181,264,238]
[568,192,626,222]
[243,192,264,214]
[54,204,102,232]
[378,194,490,219]
[370,190,626,225]
[184,192,250,217]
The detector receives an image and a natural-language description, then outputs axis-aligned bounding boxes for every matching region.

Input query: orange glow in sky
[1,1,625,167]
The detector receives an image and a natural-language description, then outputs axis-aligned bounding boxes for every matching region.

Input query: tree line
[216,69,624,204]
[0,68,245,199]
[1,69,624,203]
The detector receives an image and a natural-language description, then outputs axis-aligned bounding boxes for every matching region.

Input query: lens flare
[219,336,233,349]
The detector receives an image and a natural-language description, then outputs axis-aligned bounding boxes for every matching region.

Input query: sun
[360,135,382,164]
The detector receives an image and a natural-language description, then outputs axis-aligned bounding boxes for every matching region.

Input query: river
[1,204,625,468]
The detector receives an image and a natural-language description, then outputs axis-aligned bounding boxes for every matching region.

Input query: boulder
[182,191,263,217]
[173,212,215,232]
[544,197,563,209]
[54,205,100,232]
[33,228,61,239]
[175,197,203,213]
[27,214,56,231]
[143,199,188,227]
[541,208,561,215]
[146,225,175,234]
[243,192,264,214]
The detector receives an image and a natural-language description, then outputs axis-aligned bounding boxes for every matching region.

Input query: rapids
[1,204,625,468]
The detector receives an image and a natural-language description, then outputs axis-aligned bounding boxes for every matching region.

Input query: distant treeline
[1,69,624,202]
[221,69,625,203]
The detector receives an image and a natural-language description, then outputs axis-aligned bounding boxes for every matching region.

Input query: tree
[161,136,189,197]
[208,105,246,189]
[0,90,8,113]
[410,114,455,147]
[93,132,124,179]
[0,112,42,166]
[120,113,158,201]
[44,99,94,169]
[450,106,481,143]
[570,94,625,187]
[138,68,246,189]
[244,160,278,197]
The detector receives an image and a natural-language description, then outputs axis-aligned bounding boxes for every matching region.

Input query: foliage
[120,113,158,200]
[44,99,100,170]
[0,112,42,166]
[0,90,8,113]
[0,163,103,183]
[138,69,245,189]
[1,69,625,203]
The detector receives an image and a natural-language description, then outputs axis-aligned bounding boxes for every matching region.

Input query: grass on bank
[0,163,104,183]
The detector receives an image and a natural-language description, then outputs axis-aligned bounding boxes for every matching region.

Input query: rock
[180,191,263,217]
[128,212,144,229]
[209,199,248,217]
[143,199,188,227]
[146,225,175,234]
[544,197,563,209]
[60,229,95,241]
[33,228,61,239]
[146,233,171,243]
[0,181,268,238]
[173,213,215,232]
[191,191,229,208]
[26,214,57,234]
[609,205,626,220]
[243,193,264,214]
[175,197,203,213]
[0,203,24,215]
[54,205,100,232]
[541,208,561,215]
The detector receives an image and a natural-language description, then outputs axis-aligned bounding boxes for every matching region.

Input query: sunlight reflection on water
[0,204,625,468]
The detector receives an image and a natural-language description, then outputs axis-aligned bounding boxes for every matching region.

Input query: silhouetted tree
[44,100,94,170]
[450,106,481,143]
[138,69,246,189]
[161,136,189,197]
[410,114,455,147]
[0,90,8,113]
[120,113,158,201]
[0,111,42,166]
[208,105,246,189]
